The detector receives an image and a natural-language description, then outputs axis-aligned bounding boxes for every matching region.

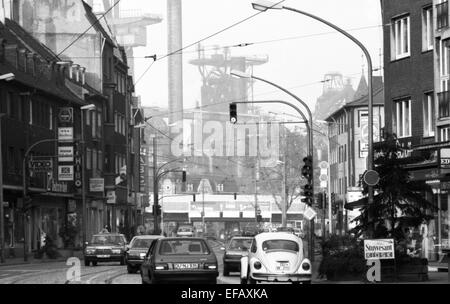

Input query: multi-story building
[0,18,94,256]
[381,0,449,261]
[325,76,384,233]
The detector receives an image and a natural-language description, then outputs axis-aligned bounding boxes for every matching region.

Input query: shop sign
[58,165,74,181]
[441,148,450,169]
[3,201,9,208]
[58,127,73,142]
[58,107,73,124]
[30,159,53,173]
[50,181,69,193]
[106,191,116,205]
[58,146,74,163]
[89,178,105,192]
[68,200,77,213]
[364,239,395,260]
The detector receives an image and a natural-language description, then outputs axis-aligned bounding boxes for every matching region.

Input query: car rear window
[91,235,125,245]
[228,239,252,251]
[159,240,210,255]
[262,240,299,252]
[178,227,193,232]
[131,238,156,249]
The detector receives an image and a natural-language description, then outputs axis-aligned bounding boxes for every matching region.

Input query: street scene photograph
[0,0,449,288]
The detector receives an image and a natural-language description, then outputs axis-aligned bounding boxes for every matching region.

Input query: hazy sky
[123,0,383,116]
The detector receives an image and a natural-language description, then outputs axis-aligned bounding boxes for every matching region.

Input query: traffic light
[316,193,324,209]
[153,204,162,216]
[230,103,237,124]
[301,184,313,206]
[331,193,337,215]
[302,156,313,180]
[257,215,263,223]
[234,193,237,200]
[182,170,187,182]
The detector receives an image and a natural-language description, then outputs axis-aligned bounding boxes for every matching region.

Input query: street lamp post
[251,0,375,235]
[81,104,96,246]
[0,114,5,263]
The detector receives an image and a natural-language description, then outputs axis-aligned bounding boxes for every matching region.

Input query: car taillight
[302,262,311,271]
[154,264,169,270]
[254,261,262,270]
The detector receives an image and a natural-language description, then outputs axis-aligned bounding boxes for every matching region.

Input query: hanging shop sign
[30,159,53,173]
[89,178,105,192]
[58,107,74,124]
[58,165,74,182]
[58,146,74,163]
[440,148,450,169]
[58,127,73,142]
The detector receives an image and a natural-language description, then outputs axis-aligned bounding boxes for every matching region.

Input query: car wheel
[84,260,90,267]
[127,265,134,274]
[92,261,98,267]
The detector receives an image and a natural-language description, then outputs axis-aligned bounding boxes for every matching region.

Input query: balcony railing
[438,91,450,118]
[437,1,449,30]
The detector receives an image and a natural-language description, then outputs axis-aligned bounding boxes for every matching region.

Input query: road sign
[364,170,380,186]
[303,206,317,221]
[319,161,329,170]
[30,159,53,173]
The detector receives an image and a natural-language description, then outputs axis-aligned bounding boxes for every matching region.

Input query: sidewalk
[0,251,83,267]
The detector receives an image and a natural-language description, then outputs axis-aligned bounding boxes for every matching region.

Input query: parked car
[240,232,312,284]
[84,233,127,266]
[125,235,165,274]
[222,236,254,276]
[177,225,195,237]
[140,238,219,284]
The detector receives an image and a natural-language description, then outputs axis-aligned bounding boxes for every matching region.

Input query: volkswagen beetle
[240,232,312,284]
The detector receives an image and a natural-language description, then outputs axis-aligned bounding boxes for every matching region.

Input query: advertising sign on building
[89,178,105,192]
[58,127,74,142]
[364,239,395,260]
[58,146,74,162]
[441,148,450,169]
[106,191,116,205]
[30,159,53,173]
[58,165,74,181]
[359,111,380,158]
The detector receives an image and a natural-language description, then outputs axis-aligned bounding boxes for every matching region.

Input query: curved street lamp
[252,0,375,233]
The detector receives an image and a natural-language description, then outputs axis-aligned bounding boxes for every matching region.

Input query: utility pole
[152,136,159,235]
[0,114,5,263]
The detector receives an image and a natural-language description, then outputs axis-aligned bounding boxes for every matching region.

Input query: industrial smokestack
[167,0,183,135]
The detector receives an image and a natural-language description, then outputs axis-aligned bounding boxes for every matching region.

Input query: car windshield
[262,240,299,252]
[131,238,155,249]
[159,240,210,255]
[91,235,124,245]
[228,239,252,251]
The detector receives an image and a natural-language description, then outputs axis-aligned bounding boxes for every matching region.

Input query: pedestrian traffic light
[302,156,313,180]
[182,170,187,182]
[234,193,237,200]
[257,215,262,223]
[332,202,338,215]
[192,194,196,202]
[230,103,237,124]
[153,204,162,216]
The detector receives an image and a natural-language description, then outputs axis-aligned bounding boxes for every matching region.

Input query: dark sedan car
[141,238,219,284]
[222,237,253,276]
[125,235,165,274]
[84,233,127,266]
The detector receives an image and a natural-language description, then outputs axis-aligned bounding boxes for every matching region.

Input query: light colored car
[177,225,194,237]
[240,232,312,284]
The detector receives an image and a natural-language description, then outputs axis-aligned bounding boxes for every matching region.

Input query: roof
[82,1,115,45]
[254,232,302,243]
[0,21,86,106]
[325,80,384,121]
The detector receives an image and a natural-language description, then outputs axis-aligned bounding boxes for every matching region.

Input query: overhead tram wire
[133,0,286,86]
[56,0,122,57]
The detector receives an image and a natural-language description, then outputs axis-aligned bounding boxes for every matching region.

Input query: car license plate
[174,263,199,270]
[276,262,290,271]
[97,255,110,258]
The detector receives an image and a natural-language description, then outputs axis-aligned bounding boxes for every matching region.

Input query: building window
[49,106,53,130]
[391,15,410,60]
[394,98,412,138]
[423,6,433,51]
[423,93,435,137]
[187,184,194,192]
[438,91,450,118]
[92,149,97,173]
[216,184,224,192]
[86,148,92,170]
[440,39,450,77]
[439,125,450,141]
[29,99,33,125]
[437,1,449,30]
